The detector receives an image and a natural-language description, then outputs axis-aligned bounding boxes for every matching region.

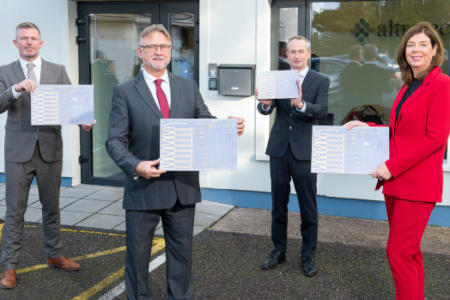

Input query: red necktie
[154,79,170,118]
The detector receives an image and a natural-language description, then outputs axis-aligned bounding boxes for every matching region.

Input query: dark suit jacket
[257,69,329,160]
[106,72,214,210]
[0,59,70,163]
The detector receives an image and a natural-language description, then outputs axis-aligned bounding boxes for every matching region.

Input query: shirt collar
[19,56,42,70]
[297,66,309,78]
[142,68,169,84]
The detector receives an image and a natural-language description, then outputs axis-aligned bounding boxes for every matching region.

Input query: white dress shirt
[12,56,42,99]
[142,68,171,110]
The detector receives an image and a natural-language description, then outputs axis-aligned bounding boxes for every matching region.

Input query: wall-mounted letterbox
[217,64,255,97]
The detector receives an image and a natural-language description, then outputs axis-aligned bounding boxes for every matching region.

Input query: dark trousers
[125,201,195,300]
[1,147,63,269]
[270,146,318,259]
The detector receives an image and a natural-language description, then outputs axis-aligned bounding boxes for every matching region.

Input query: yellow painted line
[24,225,126,238]
[72,237,166,300]
[72,267,125,300]
[17,245,126,274]
[60,228,126,238]
[0,223,4,242]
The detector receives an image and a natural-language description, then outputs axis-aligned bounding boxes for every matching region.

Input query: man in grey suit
[257,36,329,277]
[106,24,244,300]
[0,22,94,289]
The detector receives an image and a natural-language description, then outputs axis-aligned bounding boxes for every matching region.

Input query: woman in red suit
[345,22,450,300]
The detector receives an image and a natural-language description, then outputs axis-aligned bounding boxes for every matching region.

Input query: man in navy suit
[257,35,329,277]
[106,24,244,299]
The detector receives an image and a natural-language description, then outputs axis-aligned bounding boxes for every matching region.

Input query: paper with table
[311,125,389,174]
[256,70,299,99]
[160,119,237,171]
[31,85,94,125]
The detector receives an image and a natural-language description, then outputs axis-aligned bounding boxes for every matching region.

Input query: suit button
[289,126,292,130]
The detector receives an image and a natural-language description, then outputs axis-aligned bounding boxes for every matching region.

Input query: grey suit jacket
[0,59,71,163]
[106,72,214,211]
[257,69,329,160]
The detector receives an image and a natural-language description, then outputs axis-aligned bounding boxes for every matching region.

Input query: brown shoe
[0,269,17,289]
[47,256,80,271]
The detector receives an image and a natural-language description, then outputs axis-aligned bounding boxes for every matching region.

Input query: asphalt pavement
[0,184,449,299]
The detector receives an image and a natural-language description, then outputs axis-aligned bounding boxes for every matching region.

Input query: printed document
[31,85,94,125]
[311,125,389,174]
[160,119,237,171]
[256,70,299,99]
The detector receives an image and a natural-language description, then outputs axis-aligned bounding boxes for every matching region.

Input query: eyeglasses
[139,44,172,51]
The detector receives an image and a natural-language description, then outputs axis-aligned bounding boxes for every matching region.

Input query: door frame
[77,1,199,186]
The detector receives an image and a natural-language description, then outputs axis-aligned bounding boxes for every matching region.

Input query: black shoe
[302,256,317,277]
[261,249,286,270]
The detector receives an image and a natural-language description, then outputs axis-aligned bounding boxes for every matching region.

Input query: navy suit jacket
[106,72,214,210]
[257,69,329,160]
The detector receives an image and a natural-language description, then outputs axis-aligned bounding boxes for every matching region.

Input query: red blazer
[376,67,450,203]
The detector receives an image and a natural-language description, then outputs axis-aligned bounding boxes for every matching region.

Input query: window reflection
[309,1,449,125]
[169,13,195,79]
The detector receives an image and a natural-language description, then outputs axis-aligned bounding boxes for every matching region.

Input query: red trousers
[385,195,435,300]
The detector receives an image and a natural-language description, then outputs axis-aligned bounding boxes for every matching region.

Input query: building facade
[0,0,449,224]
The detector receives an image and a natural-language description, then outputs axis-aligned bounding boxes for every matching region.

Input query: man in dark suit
[106,24,244,300]
[0,22,94,289]
[257,35,329,277]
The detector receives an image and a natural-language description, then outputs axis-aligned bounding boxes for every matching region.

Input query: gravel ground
[144,207,450,299]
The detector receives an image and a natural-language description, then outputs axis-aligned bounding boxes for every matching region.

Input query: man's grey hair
[15,22,41,38]
[288,35,311,51]
[139,24,171,44]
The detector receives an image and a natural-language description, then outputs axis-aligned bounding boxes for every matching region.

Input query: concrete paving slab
[0,199,5,206]
[0,192,5,200]
[59,197,81,209]
[29,185,39,195]
[27,194,40,207]
[63,199,111,213]
[84,189,123,202]
[194,212,220,228]
[76,214,125,230]
[0,205,6,219]
[113,221,126,231]
[60,188,96,198]
[97,200,124,216]
[60,211,92,226]
[196,200,233,216]
[24,207,42,222]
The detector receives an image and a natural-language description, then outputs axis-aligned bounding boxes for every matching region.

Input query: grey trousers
[125,201,195,300]
[1,147,63,270]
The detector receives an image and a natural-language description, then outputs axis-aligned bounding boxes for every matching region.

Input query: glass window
[89,13,151,179]
[310,1,449,125]
[169,13,195,80]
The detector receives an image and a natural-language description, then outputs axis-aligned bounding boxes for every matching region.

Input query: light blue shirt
[142,68,171,110]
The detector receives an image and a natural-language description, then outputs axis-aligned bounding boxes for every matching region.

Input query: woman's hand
[343,120,369,130]
[370,163,392,181]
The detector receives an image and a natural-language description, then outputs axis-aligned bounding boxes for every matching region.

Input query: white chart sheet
[311,125,389,174]
[256,70,299,99]
[160,119,237,171]
[31,85,94,125]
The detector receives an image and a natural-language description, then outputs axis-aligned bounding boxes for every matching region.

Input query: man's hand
[370,163,392,181]
[290,79,303,109]
[255,89,272,107]
[13,79,36,93]
[343,120,369,130]
[81,119,97,132]
[135,159,166,180]
[228,116,245,136]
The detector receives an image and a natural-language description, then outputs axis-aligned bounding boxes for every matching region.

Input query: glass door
[77,1,199,186]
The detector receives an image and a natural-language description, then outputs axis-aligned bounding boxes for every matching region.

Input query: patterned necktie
[27,62,37,82]
[154,79,170,118]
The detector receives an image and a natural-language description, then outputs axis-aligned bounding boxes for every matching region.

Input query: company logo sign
[351,19,370,43]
